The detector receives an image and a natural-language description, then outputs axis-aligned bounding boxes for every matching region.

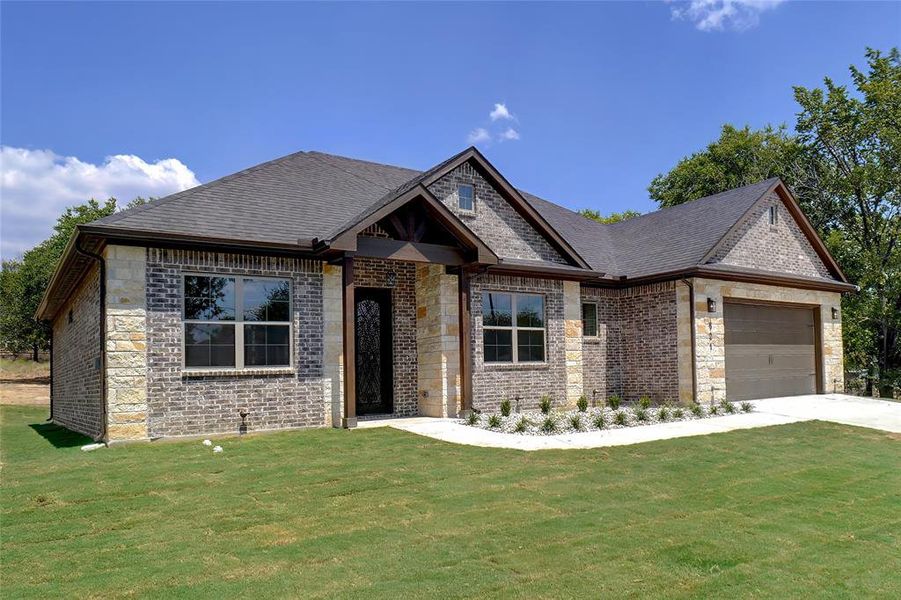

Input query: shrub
[467,411,480,426]
[638,395,652,410]
[634,406,649,422]
[672,407,685,419]
[740,401,754,413]
[658,405,670,421]
[541,415,557,433]
[690,403,703,417]
[614,410,629,426]
[577,395,589,412]
[514,416,530,433]
[487,414,501,428]
[720,399,736,414]
[593,413,606,429]
[500,398,511,417]
[539,395,553,415]
[709,404,719,415]
[608,395,622,410]
[569,414,582,430]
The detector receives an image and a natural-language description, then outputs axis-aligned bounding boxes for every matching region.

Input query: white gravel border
[464,402,750,436]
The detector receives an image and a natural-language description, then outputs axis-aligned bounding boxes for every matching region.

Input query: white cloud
[0,146,199,259]
[489,103,514,121]
[498,128,520,142]
[467,128,492,145]
[670,0,785,32]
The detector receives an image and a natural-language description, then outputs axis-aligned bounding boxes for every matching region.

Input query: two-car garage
[723,300,820,401]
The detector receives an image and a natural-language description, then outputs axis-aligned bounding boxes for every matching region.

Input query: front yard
[1,405,899,598]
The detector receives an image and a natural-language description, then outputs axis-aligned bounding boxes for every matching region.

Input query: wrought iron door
[355,288,393,415]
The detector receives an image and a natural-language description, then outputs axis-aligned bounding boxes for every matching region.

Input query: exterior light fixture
[386,271,397,288]
[707,298,717,313]
[831,307,839,320]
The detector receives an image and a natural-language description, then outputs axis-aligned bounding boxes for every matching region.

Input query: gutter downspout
[48,328,54,422]
[74,239,107,442]
[681,279,698,404]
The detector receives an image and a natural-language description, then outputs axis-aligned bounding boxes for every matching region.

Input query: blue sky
[1,1,898,257]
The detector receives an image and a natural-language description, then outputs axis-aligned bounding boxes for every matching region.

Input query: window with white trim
[582,302,598,337]
[183,275,291,369]
[457,184,475,212]
[482,292,545,363]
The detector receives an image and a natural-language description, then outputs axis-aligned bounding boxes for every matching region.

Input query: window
[582,302,598,337]
[183,275,291,369]
[457,184,474,211]
[482,292,545,363]
[769,205,779,225]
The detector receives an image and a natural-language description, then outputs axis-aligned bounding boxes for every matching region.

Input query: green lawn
[2,406,899,599]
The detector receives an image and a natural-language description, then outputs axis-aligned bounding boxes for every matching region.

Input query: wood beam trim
[356,237,469,265]
[342,254,357,428]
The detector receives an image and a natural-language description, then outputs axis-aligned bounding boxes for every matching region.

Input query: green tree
[648,124,806,210]
[794,48,900,392]
[578,209,641,224]
[647,48,901,393]
[0,198,117,360]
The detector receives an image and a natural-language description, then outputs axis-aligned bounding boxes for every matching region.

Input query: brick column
[104,245,149,441]
[563,280,583,407]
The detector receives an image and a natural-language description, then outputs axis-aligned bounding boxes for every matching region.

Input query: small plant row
[465,398,753,435]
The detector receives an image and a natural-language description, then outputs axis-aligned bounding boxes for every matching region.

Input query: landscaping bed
[464,397,754,435]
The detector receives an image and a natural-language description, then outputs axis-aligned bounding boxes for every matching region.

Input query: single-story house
[37,147,854,441]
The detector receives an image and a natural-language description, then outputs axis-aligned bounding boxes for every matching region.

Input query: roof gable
[701,180,847,282]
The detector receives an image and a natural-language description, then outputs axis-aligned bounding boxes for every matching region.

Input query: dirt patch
[0,382,50,406]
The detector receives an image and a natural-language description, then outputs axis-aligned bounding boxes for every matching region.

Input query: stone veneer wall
[562,281,583,406]
[428,161,567,264]
[415,264,460,417]
[470,273,567,412]
[51,263,104,439]
[145,249,325,437]
[690,277,844,404]
[353,257,418,417]
[580,282,680,404]
[105,245,149,440]
[322,264,344,426]
[708,192,834,280]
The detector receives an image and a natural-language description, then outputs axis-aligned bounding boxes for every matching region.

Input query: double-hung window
[482,292,545,363]
[183,275,291,369]
[582,302,598,337]
[457,184,475,212]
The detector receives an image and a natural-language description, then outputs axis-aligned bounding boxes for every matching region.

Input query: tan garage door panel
[724,302,817,401]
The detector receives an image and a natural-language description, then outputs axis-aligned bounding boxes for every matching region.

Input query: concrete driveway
[753,393,901,433]
[367,394,901,450]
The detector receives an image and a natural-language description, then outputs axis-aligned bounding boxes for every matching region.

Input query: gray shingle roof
[94,151,419,246]
[91,150,781,279]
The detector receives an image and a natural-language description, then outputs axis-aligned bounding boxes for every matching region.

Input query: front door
[355,288,394,415]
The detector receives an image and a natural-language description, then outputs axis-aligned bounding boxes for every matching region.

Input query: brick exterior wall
[470,273,567,412]
[51,264,104,439]
[427,161,568,264]
[145,249,325,437]
[580,282,680,404]
[354,257,419,417]
[708,192,835,279]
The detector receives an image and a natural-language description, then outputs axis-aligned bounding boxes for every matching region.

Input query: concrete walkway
[359,394,900,451]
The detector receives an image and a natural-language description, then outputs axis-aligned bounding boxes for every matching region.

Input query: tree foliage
[578,209,641,224]
[649,48,901,391]
[0,198,119,359]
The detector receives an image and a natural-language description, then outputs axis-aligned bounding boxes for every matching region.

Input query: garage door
[724,301,817,401]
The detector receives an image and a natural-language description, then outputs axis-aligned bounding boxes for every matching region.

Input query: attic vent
[769,205,779,225]
[68,310,74,324]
